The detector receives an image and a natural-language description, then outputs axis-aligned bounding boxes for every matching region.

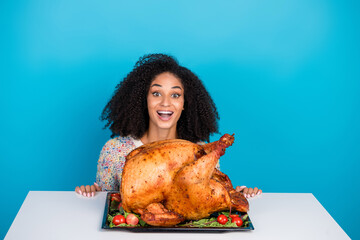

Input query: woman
[75,54,262,198]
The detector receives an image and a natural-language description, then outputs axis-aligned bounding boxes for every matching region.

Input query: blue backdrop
[1,0,359,239]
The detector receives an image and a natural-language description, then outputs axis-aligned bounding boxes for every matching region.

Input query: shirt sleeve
[95,138,124,191]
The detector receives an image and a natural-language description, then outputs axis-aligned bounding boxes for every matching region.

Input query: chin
[158,123,176,130]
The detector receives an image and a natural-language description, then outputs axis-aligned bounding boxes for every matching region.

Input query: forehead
[151,72,183,88]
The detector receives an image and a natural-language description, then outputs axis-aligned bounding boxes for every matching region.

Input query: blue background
[1,0,359,239]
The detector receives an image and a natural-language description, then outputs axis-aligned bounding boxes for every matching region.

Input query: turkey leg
[137,203,185,227]
[164,143,234,220]
[202,133,234,156]
[181,134,234,184]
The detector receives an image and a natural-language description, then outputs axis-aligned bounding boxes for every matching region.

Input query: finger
[94,182,102,191]
[80,185,86,196]
[247,188,255,197]
[242,188,249,197]
[85,185,91,197]
[253,187,259,196]
[90,185,96,197]
[257,189,262,195]
[75,186,81,194]
[251,187,259,197]
[236,186,246,192]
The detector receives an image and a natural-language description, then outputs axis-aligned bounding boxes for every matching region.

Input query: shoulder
[102,136,136,148]
[101,136,137,157]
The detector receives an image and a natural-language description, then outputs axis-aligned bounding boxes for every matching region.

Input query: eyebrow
[150,84,182,90]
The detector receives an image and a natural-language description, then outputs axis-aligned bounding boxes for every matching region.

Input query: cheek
[147,97,157,111]
[175,99,184,111]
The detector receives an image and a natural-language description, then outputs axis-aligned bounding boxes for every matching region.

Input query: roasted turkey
[120,134,249,226]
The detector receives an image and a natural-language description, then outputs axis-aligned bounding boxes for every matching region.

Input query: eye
[152,92,161,97]
[171,93,181,98]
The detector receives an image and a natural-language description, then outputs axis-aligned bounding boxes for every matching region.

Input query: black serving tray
[101,192,254,233]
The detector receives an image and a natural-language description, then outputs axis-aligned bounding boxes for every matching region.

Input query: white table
[5,192,350,240]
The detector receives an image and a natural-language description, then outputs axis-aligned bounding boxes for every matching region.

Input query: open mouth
[157,110,174,120]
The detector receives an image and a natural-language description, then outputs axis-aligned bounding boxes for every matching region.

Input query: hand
[75,182,102,197]
[236,186,262,198]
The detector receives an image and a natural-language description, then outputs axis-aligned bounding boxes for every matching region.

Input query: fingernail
[82,192,86,197]
[92,192,94,197]
[240,186,246,188]
[79,190,82,195]
[87,193,90,197]
[251,193,255,197]
[257,191,261,195]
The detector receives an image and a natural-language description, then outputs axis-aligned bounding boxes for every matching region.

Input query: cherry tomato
[111,193,121,202]
[126,214,139,225]
[231,216,243,227]
[111,193,121,198]
[217,214,228,225]
[229,214,239,219]
[112,215,126,225]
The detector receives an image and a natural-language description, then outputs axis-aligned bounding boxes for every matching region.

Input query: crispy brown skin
[120,134,249,226]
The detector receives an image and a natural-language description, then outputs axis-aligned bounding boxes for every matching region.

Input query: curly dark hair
[100,53,219,142]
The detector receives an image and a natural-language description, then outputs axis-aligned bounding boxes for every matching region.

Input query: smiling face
[147,72,185,134]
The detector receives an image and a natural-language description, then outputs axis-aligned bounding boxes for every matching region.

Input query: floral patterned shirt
[95,136,143,191]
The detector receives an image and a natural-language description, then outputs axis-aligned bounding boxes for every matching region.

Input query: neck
[141,126,178,144]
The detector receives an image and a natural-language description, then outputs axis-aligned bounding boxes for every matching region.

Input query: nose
[160,95,171,107]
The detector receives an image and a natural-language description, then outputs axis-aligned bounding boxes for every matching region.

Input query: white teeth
[157,111,173,114]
